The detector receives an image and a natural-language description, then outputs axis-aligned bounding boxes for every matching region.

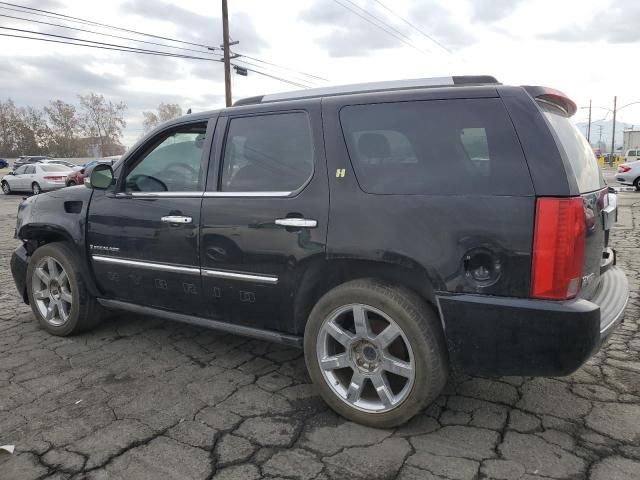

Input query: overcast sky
[1,0,639,146]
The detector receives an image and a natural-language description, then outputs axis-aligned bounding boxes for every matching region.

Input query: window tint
[125,123,207,192]
[628,150,637,157]
[340,99,532,195]
[540,102,603,193]
[220,112,313,192]
[25,166,35,174]
[14,166,26,175]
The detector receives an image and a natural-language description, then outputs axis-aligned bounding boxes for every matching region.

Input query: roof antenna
[187,108,192,114]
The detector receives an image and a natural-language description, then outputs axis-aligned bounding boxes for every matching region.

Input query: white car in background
[616,161,640,190]
[39,159,82,170]
[1,163,73,195]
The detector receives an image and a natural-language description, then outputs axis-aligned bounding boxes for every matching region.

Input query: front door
[199,103,329,332]
[11,165,28,190]
[87,118,214,314]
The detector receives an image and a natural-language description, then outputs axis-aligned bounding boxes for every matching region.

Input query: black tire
[634,177,640,191]
[1,180,10,194]
[67,180,76,186]
[26,242,103,336]
[304,278,448,428]
[32,182,41,195]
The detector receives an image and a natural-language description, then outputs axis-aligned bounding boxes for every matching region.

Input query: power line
[234,53,329,82]
[0,1,220,50]
[0,2,328,85]
[0,25,222,60]
[0,32,312,90]
[0,32,217,59]
[232,63,310,89]
[370,0,452,54]
[233,57,318,87]
[0,12,225,57]
[330,0,430,56]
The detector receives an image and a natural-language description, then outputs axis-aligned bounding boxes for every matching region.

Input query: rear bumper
[437,266,628,376]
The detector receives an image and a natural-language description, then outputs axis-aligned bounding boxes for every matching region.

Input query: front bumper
[10,244,29,304]
[437,266,629,377]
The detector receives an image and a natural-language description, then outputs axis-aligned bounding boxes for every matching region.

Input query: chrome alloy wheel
[31,256,73,327]
[316,304,415,413]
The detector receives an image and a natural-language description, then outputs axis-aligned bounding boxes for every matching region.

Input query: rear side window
[628,150,637,157]
[220,112,313,192]
[540,102,604,193]
[40,165,72,172]
[339,98,532,195]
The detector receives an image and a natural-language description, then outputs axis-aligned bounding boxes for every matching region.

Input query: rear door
[198,101,328,332]
[11,165,28,190]
[87,118,214,313]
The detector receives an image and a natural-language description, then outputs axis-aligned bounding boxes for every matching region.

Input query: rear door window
[539,102,604,193]
[628,150,637,157]
[339,98,532,195]
[219,112,313,192]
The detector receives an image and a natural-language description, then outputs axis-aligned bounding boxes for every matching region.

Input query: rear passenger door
[199,101,328,333]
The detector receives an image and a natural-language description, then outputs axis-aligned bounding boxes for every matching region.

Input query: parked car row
[1,158,119,195]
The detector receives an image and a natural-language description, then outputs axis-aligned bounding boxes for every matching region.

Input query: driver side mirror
[88,164,114,189]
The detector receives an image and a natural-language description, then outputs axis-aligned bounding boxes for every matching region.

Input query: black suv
[10,76,629,427]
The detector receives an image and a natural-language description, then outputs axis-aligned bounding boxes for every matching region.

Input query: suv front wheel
[26,242,103,336]
[304,279,448,428]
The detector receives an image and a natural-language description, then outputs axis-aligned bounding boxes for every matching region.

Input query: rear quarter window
[539,102,604,193]
[339,98,533,195]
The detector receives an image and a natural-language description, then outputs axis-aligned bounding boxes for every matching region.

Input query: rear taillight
[531,197,586,300]
[43,176,65,180]
[618,164,631,173]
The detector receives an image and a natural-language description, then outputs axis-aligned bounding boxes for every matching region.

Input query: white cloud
[0,0,639,147]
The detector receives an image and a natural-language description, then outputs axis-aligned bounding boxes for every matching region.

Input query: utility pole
[586,99,592,143]
[610,96,617,165]
[221,0,232,107]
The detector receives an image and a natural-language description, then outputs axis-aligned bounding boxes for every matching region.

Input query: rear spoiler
[522,86,577,116]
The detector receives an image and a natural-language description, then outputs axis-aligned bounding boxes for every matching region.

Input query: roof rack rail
[233,75,499,106]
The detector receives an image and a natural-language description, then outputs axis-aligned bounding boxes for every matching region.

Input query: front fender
[16,186,100,296]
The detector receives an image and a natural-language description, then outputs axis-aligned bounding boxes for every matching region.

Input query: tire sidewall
[32,182,41,195]
[304,280,443,428]
[1,181,10,194]
[26,243,84,336]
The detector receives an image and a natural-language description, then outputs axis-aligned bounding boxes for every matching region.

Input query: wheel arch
[18,224,100,297]
[292,257,441,336]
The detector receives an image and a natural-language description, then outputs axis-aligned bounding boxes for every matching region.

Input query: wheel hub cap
[317,303,416,413]
[31,256,72,327]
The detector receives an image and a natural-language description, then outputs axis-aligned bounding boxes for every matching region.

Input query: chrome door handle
[275,218,317,228]
[161,215,193,224]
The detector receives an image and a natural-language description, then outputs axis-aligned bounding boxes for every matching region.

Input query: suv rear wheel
[304,279,448,428]
[26,242,103,336]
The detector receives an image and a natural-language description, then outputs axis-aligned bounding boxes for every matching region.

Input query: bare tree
[78,93,127,157]
[0,99,21,156]
[45,100,83,157]
[142,102,183,132]
[16,106,51,155]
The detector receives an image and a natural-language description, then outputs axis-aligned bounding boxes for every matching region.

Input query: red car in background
[66,159,118,186]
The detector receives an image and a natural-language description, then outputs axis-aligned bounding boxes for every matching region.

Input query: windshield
[540,102,604,192]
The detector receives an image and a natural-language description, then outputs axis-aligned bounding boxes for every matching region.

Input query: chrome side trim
[92,255,200,274]
[97,299,303,347]
[129,191,204,198]
[203,191,292,198]
[202,268,278,284]
[92,256,279,284]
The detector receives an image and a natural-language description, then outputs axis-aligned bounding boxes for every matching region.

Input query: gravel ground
[0,191,639,480]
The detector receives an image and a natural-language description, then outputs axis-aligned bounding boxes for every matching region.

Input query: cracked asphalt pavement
[1,192,639,480]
